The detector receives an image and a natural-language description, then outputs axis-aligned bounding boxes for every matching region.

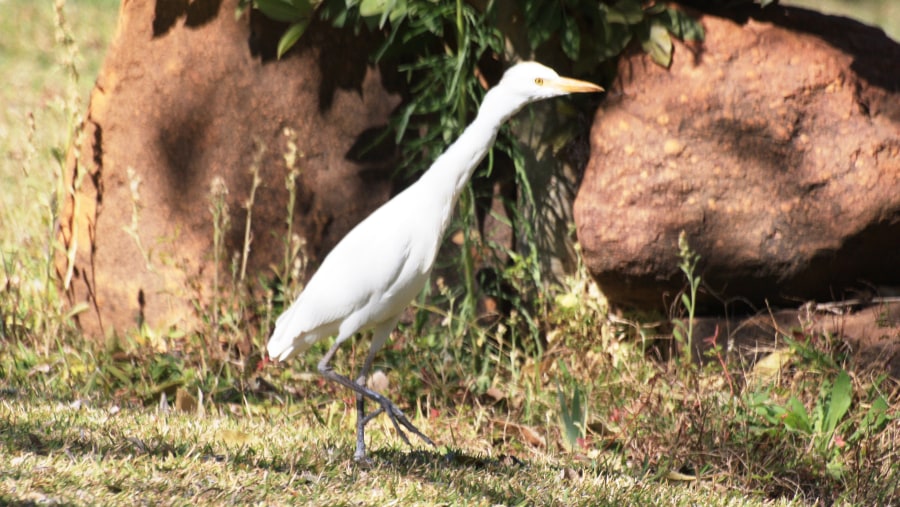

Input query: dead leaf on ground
[484,386,505,402]
[493,419,546,448]
[749,348,795,384]
[219,429,254,446]
[175,387,197,413]
[666,470,697,481]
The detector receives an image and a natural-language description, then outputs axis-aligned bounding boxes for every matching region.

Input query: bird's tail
[267,334,299,363]
[266,310,315,362]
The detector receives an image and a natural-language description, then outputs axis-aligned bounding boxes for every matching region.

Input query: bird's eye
[534,77,544,86]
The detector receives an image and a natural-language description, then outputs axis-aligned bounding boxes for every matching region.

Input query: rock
[574,5,900,312]
[56,0,401,337]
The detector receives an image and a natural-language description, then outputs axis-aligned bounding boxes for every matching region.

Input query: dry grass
[0,389,800,506]
[2,300,897,505]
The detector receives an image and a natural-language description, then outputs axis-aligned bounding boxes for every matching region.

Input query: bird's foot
[371,397,435,449]
[352,452,375,467]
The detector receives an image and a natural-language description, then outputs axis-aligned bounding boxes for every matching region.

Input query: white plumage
[267,61,603,462]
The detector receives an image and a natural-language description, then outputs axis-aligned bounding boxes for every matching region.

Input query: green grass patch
[1,390,801,506]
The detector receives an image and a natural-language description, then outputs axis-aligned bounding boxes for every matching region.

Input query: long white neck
[417,88,531,210]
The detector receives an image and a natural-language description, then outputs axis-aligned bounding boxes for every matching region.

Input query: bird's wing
[270,196,420,349]
[288,224,411,330]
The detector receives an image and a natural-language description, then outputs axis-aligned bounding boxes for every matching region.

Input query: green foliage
[747,369,893,479]
[245,0,705,68]
[235,0,706,366]
[673,231,701,364]
[556,360,587,451]
[247,0,315,58]
[0,0,109,350]
[254,0,313,23]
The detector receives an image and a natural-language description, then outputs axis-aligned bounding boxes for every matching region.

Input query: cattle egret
[267,61,603,462]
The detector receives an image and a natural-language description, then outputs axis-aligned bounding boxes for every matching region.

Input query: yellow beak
[550,76,605,94]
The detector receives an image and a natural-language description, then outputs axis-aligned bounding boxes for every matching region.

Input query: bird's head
[497,61,604,104]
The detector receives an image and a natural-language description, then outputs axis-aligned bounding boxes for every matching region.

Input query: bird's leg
[354,372,367,461]
[351,321,393,460]
[357,320,435,450]
[316,326,435,462]
[317,339,372,461]
[317,355,435,455]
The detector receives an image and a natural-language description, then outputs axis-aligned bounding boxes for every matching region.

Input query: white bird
[267,61,603,462]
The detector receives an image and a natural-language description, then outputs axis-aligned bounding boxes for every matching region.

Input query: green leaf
[255,0,311,23]
[561,15,581,60]
[642,21,673,68]
[783,396,811,433]
[387,0,407,26]
[595,20,632,61]
[318,0,352,26]
[555,360,586,450]
[849,396,890,442]
[660,7,705,42]
[105,364,133,387]
[359,0,404,24]
[63,301,90,320]
[826,458,846,479]
[644,3,666,15]
[556,381,585,450]
[757,402,785,426]
[358,0,384,17]
[392,103,415,144]
[571,386,583,428]
[823,370,853,435]
[277,19,310,59]
[527,1,562,49]
[605,0,644,26]
[868,396,890,429]
[811,391,826,434]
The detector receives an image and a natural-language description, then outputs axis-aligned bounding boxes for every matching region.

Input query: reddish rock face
[57,0,401,337]
[574,6,900,312]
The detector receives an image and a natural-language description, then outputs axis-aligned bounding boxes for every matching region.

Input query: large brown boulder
[574,6,900,312]
[57,0,401,337]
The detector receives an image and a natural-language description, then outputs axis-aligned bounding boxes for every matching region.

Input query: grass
[2,321,896,505]
[0,0,116,237]
[1,392,799,506]
[2,0,899,505]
